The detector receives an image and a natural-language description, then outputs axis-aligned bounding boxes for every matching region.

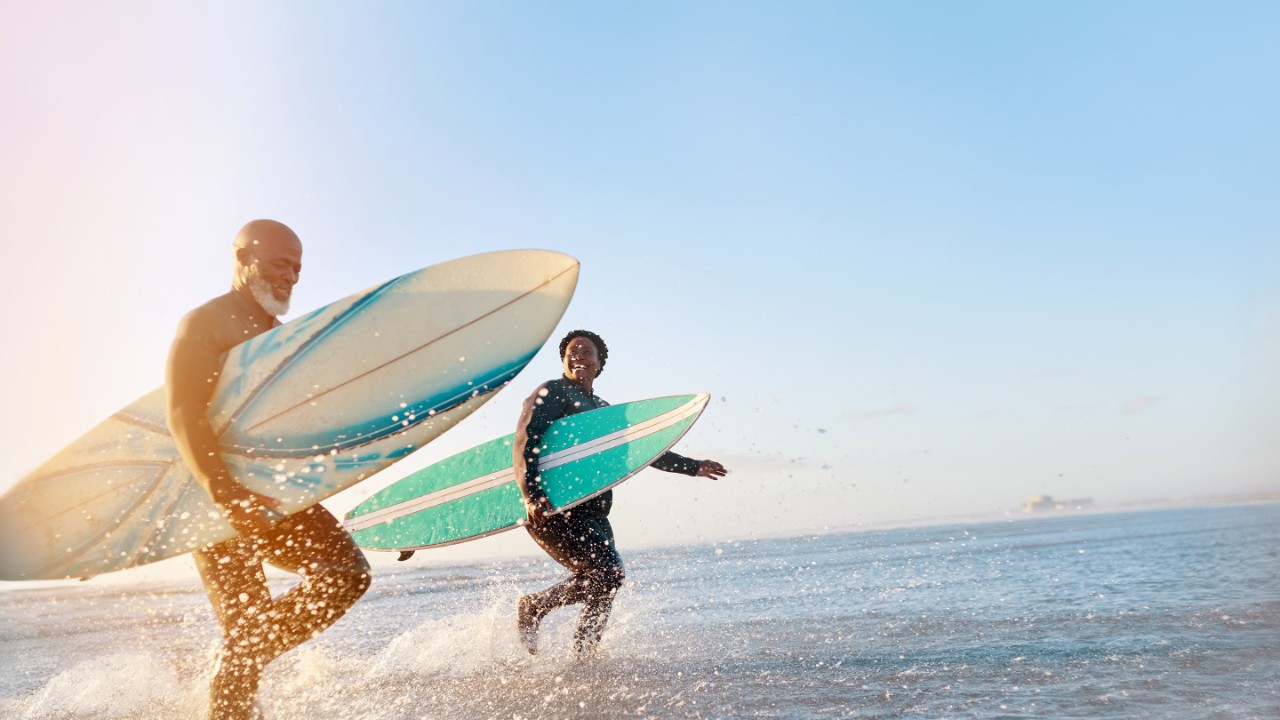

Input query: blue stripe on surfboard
[109,351,536,459]
[220,276,401,436]
[220,350,536,457]
[228,260,579,439]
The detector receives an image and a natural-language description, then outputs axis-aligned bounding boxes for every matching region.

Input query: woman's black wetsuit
[516,376,699,651]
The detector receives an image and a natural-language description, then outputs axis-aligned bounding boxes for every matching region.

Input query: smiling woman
[512,329,728,656]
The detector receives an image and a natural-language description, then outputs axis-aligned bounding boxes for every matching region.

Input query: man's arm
[166,311,279,537]
[513,382,569,525]
[653,452,728,479]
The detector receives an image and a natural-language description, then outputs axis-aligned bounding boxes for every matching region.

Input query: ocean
[1,502,1276,719]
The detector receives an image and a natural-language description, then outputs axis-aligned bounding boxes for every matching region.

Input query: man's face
[239,230,302,316]
[246,235,302,304]
[562,337,601,385]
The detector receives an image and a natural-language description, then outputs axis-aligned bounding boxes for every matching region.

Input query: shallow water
[2,502,1276,719]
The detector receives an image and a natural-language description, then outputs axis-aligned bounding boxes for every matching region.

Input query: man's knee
[590,563,624,594]
[306,521,371,590]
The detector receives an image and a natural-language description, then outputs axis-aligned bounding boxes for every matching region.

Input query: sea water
[0,502,1275,719]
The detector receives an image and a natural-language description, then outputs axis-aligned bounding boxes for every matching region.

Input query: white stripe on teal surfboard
[344,395,706,533]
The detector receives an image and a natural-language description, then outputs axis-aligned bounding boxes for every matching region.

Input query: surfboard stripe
[221,353,534,458]
[344,396,705,533]
[111,411,169,436]
[227,278,395,435]
[244,262,579,433]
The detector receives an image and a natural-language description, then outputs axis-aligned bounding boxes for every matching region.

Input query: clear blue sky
[1,1,1277,567]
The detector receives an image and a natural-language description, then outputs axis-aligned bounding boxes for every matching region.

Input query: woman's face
[562,337,601,385]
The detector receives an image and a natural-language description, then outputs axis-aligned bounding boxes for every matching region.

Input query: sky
[1,1,1277,576]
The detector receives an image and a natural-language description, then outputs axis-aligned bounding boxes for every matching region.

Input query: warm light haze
[1,2,1277,580]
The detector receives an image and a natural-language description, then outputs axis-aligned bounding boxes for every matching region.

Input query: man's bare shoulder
[178,291,270,334]
[180,290,243,323]
[173,289,219,321]
[172,290,274,362]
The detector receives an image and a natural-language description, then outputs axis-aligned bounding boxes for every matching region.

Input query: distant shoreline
[690,493,1280,549]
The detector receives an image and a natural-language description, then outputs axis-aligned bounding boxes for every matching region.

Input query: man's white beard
[247,273,291,318]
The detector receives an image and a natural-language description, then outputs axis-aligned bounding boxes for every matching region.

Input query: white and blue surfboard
[0,250,579,581]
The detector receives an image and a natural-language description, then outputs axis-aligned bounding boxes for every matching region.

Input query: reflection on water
[2,502,1277,719]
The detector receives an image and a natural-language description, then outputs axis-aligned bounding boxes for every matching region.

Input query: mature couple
[167,220,728,719]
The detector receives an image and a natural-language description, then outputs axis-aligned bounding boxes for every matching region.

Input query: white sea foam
[2,504,1277,719]
[21,652,201,720]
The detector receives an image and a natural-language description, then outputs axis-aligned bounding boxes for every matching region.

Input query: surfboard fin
[397,550,416,562]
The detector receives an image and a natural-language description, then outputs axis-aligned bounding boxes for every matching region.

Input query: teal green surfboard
[343,393,710,551]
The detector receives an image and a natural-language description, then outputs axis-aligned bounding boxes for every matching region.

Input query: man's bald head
[232,219,303,317]
[233,219,301,255]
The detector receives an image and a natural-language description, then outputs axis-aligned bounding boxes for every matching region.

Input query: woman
[514,329,728,655]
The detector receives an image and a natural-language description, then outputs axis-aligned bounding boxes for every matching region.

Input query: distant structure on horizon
[1022,495,1096,513]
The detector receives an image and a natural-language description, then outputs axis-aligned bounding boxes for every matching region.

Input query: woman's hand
[695,460,728,480]
[524,495,556,526]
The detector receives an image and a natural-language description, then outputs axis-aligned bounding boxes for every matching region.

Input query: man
[515,330,728,655]
[166,219,370,720]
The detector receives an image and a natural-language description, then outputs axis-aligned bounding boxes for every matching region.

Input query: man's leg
[254,504,372,660]
[193,536,271,720]
[193,505,369,720]
[520,511,624,653]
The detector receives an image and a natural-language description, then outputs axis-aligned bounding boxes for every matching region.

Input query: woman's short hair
[558,329,608,375]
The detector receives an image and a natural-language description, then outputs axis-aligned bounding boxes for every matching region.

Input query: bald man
[166,220,370,720]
